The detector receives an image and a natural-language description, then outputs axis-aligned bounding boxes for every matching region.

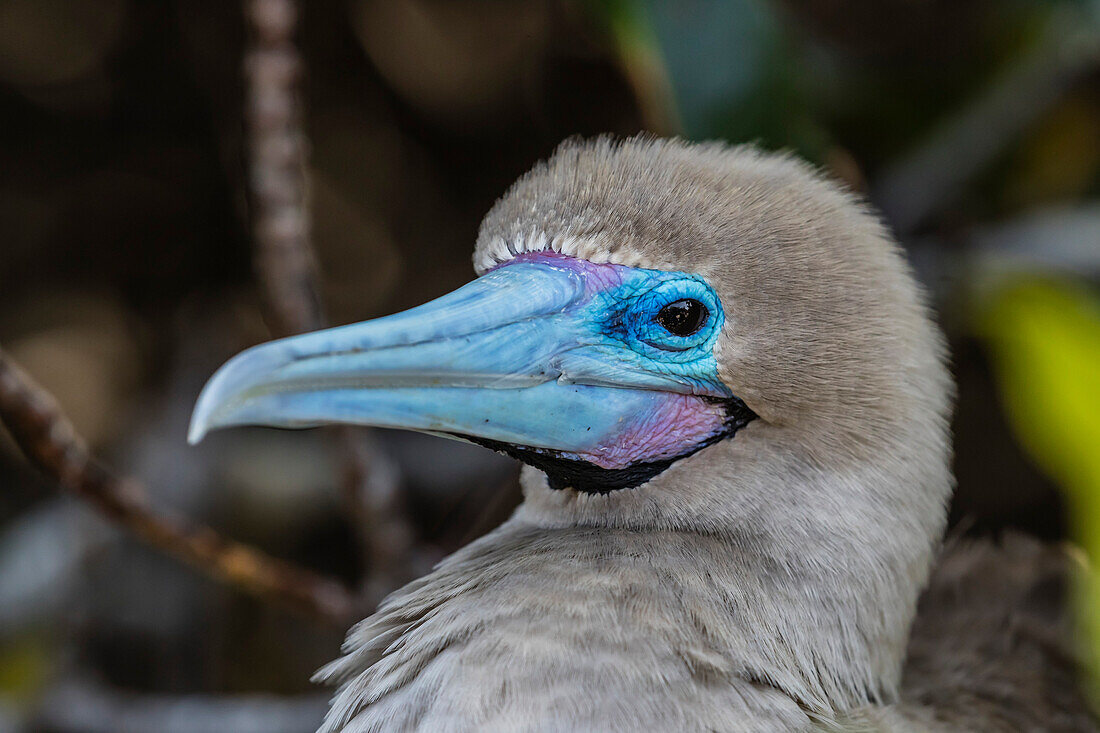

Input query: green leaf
[976,276,1100,690]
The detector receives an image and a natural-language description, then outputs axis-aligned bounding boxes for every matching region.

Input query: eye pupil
[655,299,708,337]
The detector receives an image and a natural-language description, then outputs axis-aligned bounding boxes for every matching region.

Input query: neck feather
[514,428,952,715]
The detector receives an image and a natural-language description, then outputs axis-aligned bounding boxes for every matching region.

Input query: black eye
[655,299,708,337]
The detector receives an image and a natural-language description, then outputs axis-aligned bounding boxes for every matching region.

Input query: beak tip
[187,406,213,445]
[186,423,206,445]
[189,376,231,445]
[188,341,288,446]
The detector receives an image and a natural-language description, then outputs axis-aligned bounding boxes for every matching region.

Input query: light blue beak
[188,260,730,465]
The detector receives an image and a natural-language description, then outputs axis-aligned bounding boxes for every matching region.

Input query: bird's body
[191,137,1097,732]
[889,536,1094,733]
[320,525,819,732]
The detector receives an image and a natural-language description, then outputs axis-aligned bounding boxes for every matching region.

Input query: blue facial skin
[571,261,729,396]
[188,252,738,473]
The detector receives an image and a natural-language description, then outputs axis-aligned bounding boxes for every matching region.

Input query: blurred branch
[244,0,324,335]
[0,348,354,626]
[588,0,680,135]
[243,0,417,596]
[873,8,1100,234]
[969,204,1100,279]
[35,676,328,733]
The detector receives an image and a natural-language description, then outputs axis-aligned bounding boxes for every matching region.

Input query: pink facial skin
[580,392,731,469]
[500,251,627,295]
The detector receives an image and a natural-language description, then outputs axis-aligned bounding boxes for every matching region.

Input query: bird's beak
[188,261,720,464]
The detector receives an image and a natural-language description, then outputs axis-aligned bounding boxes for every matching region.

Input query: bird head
[191,135,952,560]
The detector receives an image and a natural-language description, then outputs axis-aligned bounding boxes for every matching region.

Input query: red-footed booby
[190,137,1097,731]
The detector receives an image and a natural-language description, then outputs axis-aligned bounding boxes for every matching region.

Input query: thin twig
[242,0,418,594]
[590,2,680,135]
[244,0,324,335]
[0,348,354,626]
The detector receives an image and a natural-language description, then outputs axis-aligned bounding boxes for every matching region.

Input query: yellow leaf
[976,277,1100,499]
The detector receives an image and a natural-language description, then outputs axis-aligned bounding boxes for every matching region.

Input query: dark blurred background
[0,1,1098,731]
